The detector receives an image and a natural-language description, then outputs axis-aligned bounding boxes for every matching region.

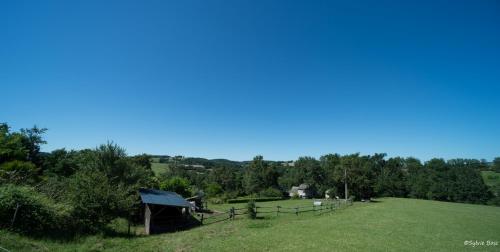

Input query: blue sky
[1,0,499,161]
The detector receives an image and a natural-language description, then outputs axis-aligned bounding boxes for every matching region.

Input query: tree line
[1,123,499,237]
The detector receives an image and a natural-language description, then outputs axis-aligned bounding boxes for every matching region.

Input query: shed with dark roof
[139,188,196,234]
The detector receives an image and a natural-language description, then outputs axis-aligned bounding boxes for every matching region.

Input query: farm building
[139,188,198,235]
[289,184,313,198]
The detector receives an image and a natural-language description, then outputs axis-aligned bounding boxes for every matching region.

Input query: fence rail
[198,198,353,225]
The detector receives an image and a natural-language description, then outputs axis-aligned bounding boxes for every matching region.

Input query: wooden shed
[139,188,194,235]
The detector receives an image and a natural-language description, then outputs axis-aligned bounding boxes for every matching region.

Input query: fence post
[277,206,280,216]
[295,207,298,216]
[10,203,20,229]
[230,207,234,220]
[201,213,204,225]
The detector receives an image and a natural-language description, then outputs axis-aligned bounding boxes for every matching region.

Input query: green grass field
[1,198,499,251]
[151,162,169,175]
[481,171,500,187]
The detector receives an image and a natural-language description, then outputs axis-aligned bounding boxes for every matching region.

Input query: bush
[205,183,223,198]
[487,174,499,180]
[0,160,38,184]
[259,187,283,198]
[66,169,134,233]
[247,200,256,219]
[208,197,224,204]
[0,184,71,235]
[291,193,300,200]
[160,176,191,197]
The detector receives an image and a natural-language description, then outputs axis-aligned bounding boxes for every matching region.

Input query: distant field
[1,198,499,251]
[151,162,169,175]
[481,171,500,187]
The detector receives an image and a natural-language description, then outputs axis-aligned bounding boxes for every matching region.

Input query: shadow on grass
[8,215,203,242]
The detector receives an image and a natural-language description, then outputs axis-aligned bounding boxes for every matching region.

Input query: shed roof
[139,188,191,208]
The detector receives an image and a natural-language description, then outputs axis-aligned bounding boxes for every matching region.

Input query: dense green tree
[406,157,430,199]
[375,157,407,197]
[426,158,450,201]
[66,168,133,232]
[493,157,500,173]
[293,157,323,196]
[0,123,28,163]
[19,126,47,167]
[0,160,38,184]
[243,155,267,194]
[42,149,80,177]
[209,166,242,193]
[320,154,342,191]
[159,176,191,197]
[205,183,223,197]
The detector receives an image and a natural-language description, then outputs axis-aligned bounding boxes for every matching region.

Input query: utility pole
[344,167,348,201]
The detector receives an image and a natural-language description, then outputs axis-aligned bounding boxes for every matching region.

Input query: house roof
[290,184,310,193]
[298,184,309,190]
[139,188,191,208]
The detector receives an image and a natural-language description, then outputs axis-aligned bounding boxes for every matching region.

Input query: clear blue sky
[1,0,499,161]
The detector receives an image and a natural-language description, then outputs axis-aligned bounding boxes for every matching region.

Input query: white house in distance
[289,184,312,198]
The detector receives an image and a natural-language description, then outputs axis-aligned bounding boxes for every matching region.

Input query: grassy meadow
[1,198,499,252]
[151,162,169,175]
[481,171,500,187]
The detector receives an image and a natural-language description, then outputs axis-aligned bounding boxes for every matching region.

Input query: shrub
[247,200,256,219]
[226,197,283,203]
[66,168,134,233]
[205,183,223,198]
[259,187,283,198]
[0,184,71,235]
[0,160,38,184]
[291,193,300,200]
[487,174,499,180]
[208,197,224,204]
[160,176,191,197]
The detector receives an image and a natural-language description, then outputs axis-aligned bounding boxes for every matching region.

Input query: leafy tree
[42,149,79,177]
[426,158,450,201]
[0,184,71,235]
[447,159,492,204]
[66,168,133,233]
[243,155,267,194]
[406,157,430,199]
[320,154,341,191]
[493,157,500,173]
[0,123,29,163]
[259,187,283,197]
[209,166,242,193]
[205,183,223,198]
[375,157,407,197]
[0,160,38,185]
[295,156,323,195]
[159,176,191,197]
[19,126,47,167]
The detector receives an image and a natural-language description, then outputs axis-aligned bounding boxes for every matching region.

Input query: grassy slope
[1,198,499,252]
[151,162,169,175]
[481,171,500,187]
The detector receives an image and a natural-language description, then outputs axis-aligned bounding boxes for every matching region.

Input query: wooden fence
[199,199,353,225]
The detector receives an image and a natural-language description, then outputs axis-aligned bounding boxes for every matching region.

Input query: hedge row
[226,197,283,203]
[0,184,72,235]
